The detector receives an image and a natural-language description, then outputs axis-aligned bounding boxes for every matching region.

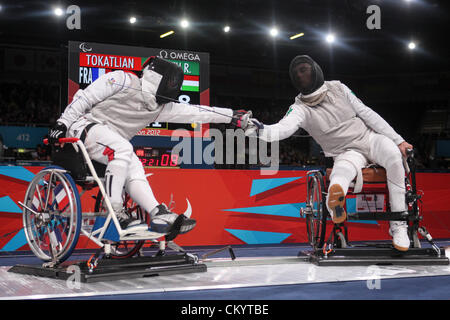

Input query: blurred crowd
[0,81,59,125]
[212,95,314,167]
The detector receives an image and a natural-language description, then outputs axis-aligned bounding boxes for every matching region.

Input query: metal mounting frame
[8,253,207,283]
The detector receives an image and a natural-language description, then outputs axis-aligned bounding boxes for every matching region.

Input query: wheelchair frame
[301,150,449,266]
[17,137,193,268]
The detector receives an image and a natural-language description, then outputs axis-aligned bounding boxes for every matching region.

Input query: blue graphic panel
[0,196,22,213]
[223,203,305,218]
[225,229,292,244]
[346,198,356,213]
[0,166,35,182]
[0,229,26,252]
[250,177,303,196]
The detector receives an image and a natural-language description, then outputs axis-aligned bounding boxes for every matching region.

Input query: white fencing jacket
[259,80,405,157]
[58,70,233,140]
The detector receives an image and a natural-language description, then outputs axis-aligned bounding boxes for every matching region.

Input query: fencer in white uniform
[49,57,248,237]
[246,55,413,251]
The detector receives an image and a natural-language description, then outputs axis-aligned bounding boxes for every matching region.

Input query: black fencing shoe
[150,204,196,237]
[165,214,196,241]
[116,208,147,232]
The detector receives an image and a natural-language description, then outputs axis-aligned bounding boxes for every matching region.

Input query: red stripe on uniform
[103,146,115,161]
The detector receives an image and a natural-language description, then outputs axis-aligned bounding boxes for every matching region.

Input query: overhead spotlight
[160,30,175,38]
[326,34,335,43]
[408,42,416,50]
[129,16,137,24]
[224,25,230,33]
[270,27,279,37]
[290,32,304,40]
[54,7,64,16]
[180,19,189,28]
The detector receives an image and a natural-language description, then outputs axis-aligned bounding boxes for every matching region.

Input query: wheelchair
[301,149,448,265]
[18,137,194,268]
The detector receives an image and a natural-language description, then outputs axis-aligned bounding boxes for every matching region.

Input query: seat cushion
[51,144,107,181]
[326,167,387,183]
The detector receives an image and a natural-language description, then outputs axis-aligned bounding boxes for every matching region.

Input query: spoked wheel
[305,171,328,250]
[22,166,82,264]
[94,191,148,259]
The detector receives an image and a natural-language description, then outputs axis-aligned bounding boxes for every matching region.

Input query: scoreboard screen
[134,146,180,168]
[66,41,210,138]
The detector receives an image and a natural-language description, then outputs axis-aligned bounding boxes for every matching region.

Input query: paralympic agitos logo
[79,42,92,53]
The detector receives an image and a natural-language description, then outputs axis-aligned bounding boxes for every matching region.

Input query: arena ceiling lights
[130,10,417,54]
[269,27,279,37]
[180,19,189,28]
[53,7,63,16]
[325,33,336,44]
[289,32,305,40]
[160,30,175,38]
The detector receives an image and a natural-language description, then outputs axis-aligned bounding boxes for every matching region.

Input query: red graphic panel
[0,167,449,252]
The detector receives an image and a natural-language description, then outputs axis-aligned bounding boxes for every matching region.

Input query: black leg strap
[80,123,97,143]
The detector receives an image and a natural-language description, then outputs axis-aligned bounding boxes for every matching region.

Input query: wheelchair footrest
[301,247,449,266]
[8,253,207,283]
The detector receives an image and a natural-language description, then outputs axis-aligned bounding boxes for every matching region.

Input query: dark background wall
[0,0,449,168]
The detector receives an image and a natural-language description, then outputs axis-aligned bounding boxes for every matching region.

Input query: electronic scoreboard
[66,41,210,168]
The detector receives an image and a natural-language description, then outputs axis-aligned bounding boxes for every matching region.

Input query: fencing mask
[142,57,184,105]
[289,55,324,95]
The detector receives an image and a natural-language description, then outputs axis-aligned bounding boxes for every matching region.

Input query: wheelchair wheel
[22,166,82,263]
[94,191,146,259]
[305,171,328,250]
